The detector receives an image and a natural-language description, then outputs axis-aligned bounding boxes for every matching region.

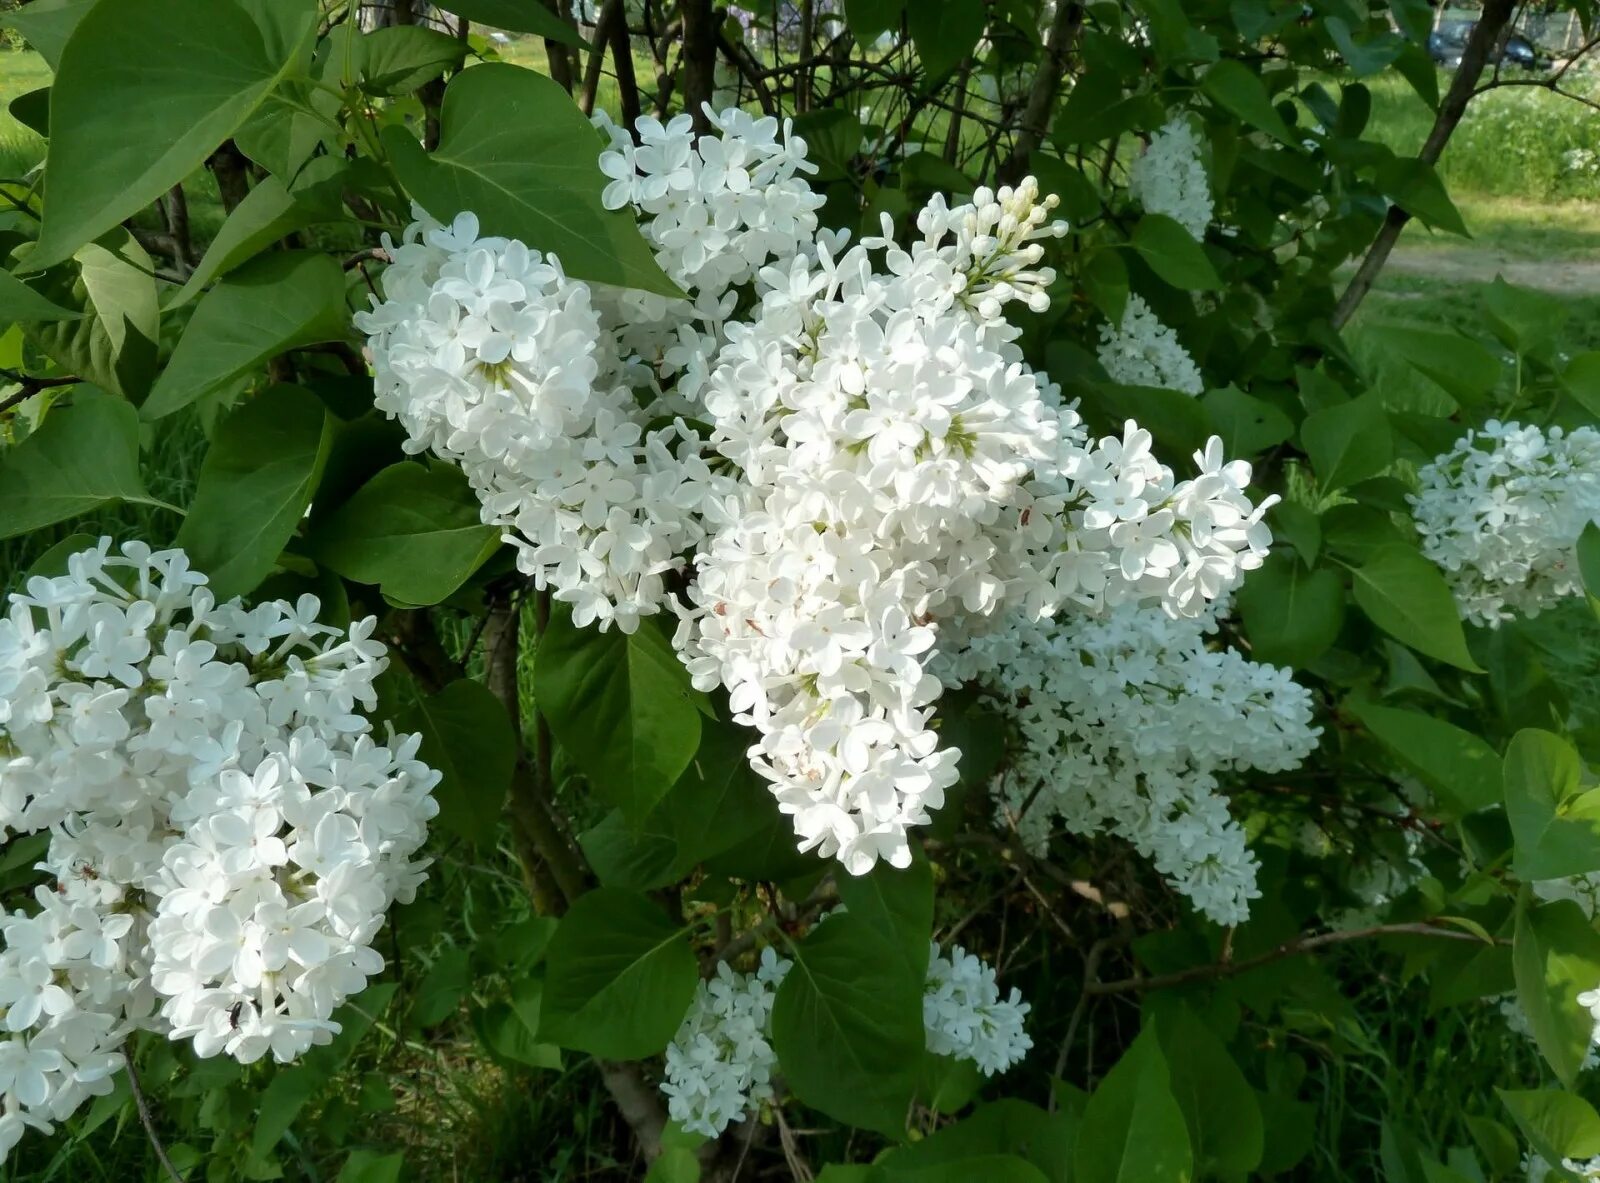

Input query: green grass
[0,47,48,175]
[1364,69,1600,202]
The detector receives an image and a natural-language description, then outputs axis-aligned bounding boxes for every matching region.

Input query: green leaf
[582,721,773,889]
[143,251,351,420]
[877,1100,1072,1183]
[771,913,925,1137]
[1074,1025,1192,1183]
[1300,392,1392,491]
[25,231,160,401]
[410,945,472,1028]
[907,0,985,78]
[1130,214,1221,289]
[436,0,587,47]
[1466,1115,1523,1179]
[1236,555,1344,668]
[539,888,698,1059]
[168,159,347,309]
[844,0,904,39]
[385,64,677,297]
[474,980,563,1070]
[1377,157,1469,237]
[1369,325,1499,409]
[304,461,501,606]
[31,0,317,269]
[644,1147,702,1183]
[1514,897,1600,1088]
[1351,546,1482,673]
[836,852,934,983]
[174,385,332,600]
[1149,1000,1263,1177]
[1562,352,1600,421]
[337,1151,406,1183]
[1499,1089,1600,1167]
[534,605,703,824]
[0,268,82,324]
[0,0,96,70]
[1081,246,1129,323]
[399,679,516,847]
[0,391,165,539]
[1346,701,1501,816]
[1484,277,1567,361]
[1503,729,1600,881]
[361,25,468,96]
[1084,384,1212,455]
[1580,523,1600,604]
[1326,17,1403,76]
[9,86,49,138]
[251,1066,318,1157]
[1200,60,1294,144]
[1202,385,1293,455]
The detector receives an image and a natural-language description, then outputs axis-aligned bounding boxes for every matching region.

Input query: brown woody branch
[1330,0,1515,330]
[1087,922,1498,995]
[0,371,81,416]
[999,1,1083,185]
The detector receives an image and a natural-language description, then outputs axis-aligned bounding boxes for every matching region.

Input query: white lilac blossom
[939,596,1321,925]
[1526,1153,1600,1182]
[1501,995,1600,1072]
[1410,420,1600,627]
[358,104,1283,895]
[922,941,1032,1074]
[1096,294,1205,395]
[0,541,438,1157]
[662,940,1028,1135]
[1128,116,1213,240]
[661,947,788,1136]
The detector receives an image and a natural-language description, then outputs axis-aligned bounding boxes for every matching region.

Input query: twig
[123,1043,184,1183]
[0,371,81,415]
[1087,921,1499,995]
[1050,937,1111,1109]
[579,0,623,116]
[680,0,718,131]
[1330,0,1515,329]
[999,0,1083,184]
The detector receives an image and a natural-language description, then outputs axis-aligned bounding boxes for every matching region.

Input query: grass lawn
[0,47,47,174]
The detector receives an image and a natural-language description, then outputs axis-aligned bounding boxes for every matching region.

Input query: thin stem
[123,1044,184,1183]
[0,372,81,415]
[1087,921,1498,995]
[1050,937,1112,1108]
[1330,0,1515,329]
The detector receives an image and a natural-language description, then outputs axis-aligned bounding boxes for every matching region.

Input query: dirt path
[1383,245,1600,294]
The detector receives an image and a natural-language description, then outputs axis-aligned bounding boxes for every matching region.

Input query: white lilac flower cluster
[1527,1153,1600,1182]
[1096,294,1204,395]
[1410,420,1600,628]
[359,104,1283,892]
[0,541,437,1156]
[922,940,1033,1074]
[1501,995,1600,1072]
[939,594,1321,924]
[1128,116,1213,240]
[661,940,1029,1136]
[661,946,788,1136]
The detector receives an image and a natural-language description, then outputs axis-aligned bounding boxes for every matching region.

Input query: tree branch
[999,1,1082,184]
[579,0,624,116]
[0,371,81,415]
[123,1044,185,1183]
[679,0,717,131]
[1086,922,1499,995]
[1330,0,1515,330]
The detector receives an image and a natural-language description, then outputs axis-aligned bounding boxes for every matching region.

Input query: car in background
[1427,21,1546,69]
